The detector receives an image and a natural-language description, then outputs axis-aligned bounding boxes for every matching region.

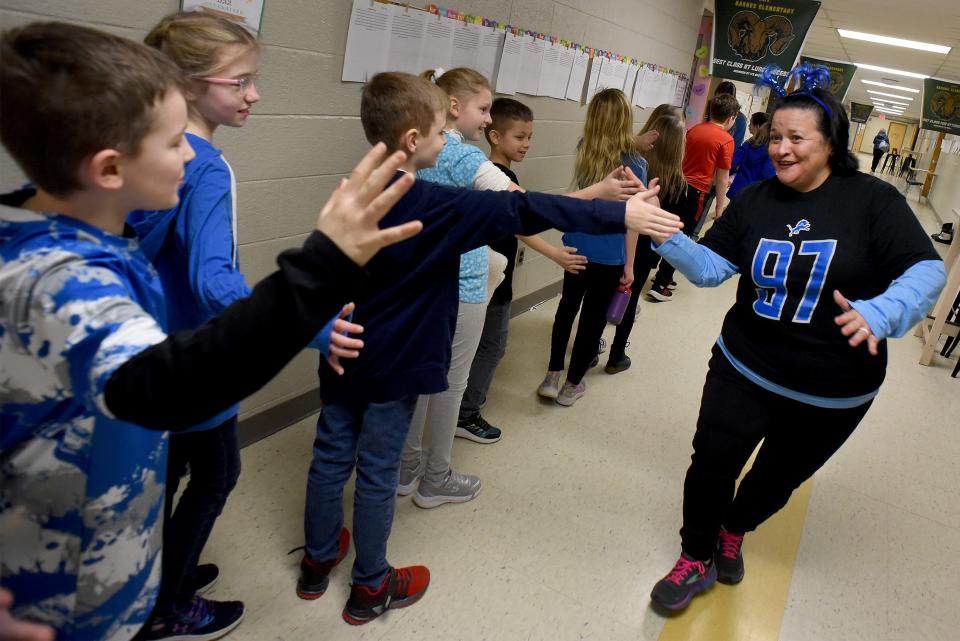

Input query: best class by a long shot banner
[849,102,873,124]
[921,78,960,135]
[800,55,856,100]
[712,0,821,84]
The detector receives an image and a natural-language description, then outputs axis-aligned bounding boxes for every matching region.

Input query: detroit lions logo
[786,219,811,237]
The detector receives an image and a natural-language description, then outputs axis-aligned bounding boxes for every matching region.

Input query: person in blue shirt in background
[727,112,776,199]
[871,128,889,173]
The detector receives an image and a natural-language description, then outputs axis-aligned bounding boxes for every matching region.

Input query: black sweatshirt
[105,231,367,430]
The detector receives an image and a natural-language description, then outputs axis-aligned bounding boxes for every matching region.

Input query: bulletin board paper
[181,0,265,34]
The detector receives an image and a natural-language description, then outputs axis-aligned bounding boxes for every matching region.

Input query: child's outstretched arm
[568,165,643,201]
[103,145,418,430]
[519,234,587,273]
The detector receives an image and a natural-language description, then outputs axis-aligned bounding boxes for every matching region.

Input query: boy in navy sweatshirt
[297,71,682,625]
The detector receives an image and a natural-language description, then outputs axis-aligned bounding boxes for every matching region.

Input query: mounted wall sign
[181,0,265,35]
[921,78,960,135]
[712,0,821,84]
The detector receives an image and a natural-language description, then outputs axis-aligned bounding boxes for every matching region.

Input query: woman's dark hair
[771,87,859,175]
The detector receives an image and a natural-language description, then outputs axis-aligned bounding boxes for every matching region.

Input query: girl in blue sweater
[727,112,776,199]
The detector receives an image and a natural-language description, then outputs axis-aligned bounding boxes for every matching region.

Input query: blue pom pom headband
[755,62,833,118]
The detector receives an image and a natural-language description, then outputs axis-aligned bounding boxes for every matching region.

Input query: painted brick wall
[0,0,704,418]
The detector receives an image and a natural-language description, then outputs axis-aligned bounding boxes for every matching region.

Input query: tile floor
[201,166,958,641]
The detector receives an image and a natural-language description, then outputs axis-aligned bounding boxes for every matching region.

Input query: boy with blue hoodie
[0,22,421,641]
[296,71,682,625]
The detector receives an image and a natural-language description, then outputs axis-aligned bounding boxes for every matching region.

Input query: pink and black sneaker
[650,553,717,612]
[716,529,745,584]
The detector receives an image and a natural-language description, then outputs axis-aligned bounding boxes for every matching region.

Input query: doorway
[887,122,907,154]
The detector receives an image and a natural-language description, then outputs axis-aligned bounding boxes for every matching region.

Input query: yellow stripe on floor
[656,477,813,641]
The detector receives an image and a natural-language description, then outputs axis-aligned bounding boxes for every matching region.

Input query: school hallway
[199,168,958,641]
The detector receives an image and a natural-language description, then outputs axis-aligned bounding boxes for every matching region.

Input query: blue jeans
[304,395,417,587]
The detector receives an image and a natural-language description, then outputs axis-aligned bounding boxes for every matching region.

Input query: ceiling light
[855,63,927,80]
[867,89,914,101]
[874,107,904,116]
[870,97,910,105]
[861,80,920,93]
[872,100,910,108]
[839,29,951,54]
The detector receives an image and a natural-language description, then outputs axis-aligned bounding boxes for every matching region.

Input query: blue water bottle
[606,284,632,325]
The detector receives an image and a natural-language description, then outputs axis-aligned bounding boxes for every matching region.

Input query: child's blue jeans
[304,394,417,588]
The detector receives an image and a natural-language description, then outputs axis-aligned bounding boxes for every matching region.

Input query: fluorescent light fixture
[872,99,910,107]
[874,107,905,116]
[855,62,927,80]
[861,79,920,93]
[867,89,914,101]
[838,29,950,54]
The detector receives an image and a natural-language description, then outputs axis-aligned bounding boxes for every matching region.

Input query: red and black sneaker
[342,565,430,625]
[294,528,350,599]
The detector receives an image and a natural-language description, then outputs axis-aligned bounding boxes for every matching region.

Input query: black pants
[679,346,872,561]
[158,416,242,611]
[610,239,660,359]
[871,149,885,172]
[548,262,622,385]
[650,185,703,290]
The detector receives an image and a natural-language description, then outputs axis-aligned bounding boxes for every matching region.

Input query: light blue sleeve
[653,233,739,287]
[850,260,947,340]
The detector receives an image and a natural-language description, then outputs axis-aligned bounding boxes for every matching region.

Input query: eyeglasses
[194,74,259,93]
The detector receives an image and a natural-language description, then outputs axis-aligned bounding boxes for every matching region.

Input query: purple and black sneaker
[716,529,745,584]
[650,553,717,612]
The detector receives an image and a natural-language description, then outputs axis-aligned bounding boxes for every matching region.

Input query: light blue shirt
[418,130,490,303]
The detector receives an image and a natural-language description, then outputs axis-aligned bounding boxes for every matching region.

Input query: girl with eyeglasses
[126,11,264,640]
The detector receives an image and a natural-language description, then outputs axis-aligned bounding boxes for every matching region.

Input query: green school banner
[921,78,960,135]
[712,0,821,84]
[849,102,873,123]
[800,56,857,100]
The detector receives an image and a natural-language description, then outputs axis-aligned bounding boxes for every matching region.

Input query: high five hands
[621,173,683,242]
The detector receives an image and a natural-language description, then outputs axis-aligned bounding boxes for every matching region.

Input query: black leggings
[679,346,872,561]
[548,262,622,385]
[159,417,241,611]
[871,149,885,172]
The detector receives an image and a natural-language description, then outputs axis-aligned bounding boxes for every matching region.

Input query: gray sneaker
[556,380,586,407]
[537,371,562,399]
[397,457,426,496]
[413,470,482,508]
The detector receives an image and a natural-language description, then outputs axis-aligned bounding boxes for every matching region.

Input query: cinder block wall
[0,0,704,420]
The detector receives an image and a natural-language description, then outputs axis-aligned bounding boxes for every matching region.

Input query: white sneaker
[537,371,562,399]
[413,470,482,508]
[556,380,586,407]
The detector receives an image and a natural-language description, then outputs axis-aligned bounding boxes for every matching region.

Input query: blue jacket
[728,141,776,198]
[1,193,169,640]
[319,174,627,403]
[873,132,889,151]
[128,133,248,431]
